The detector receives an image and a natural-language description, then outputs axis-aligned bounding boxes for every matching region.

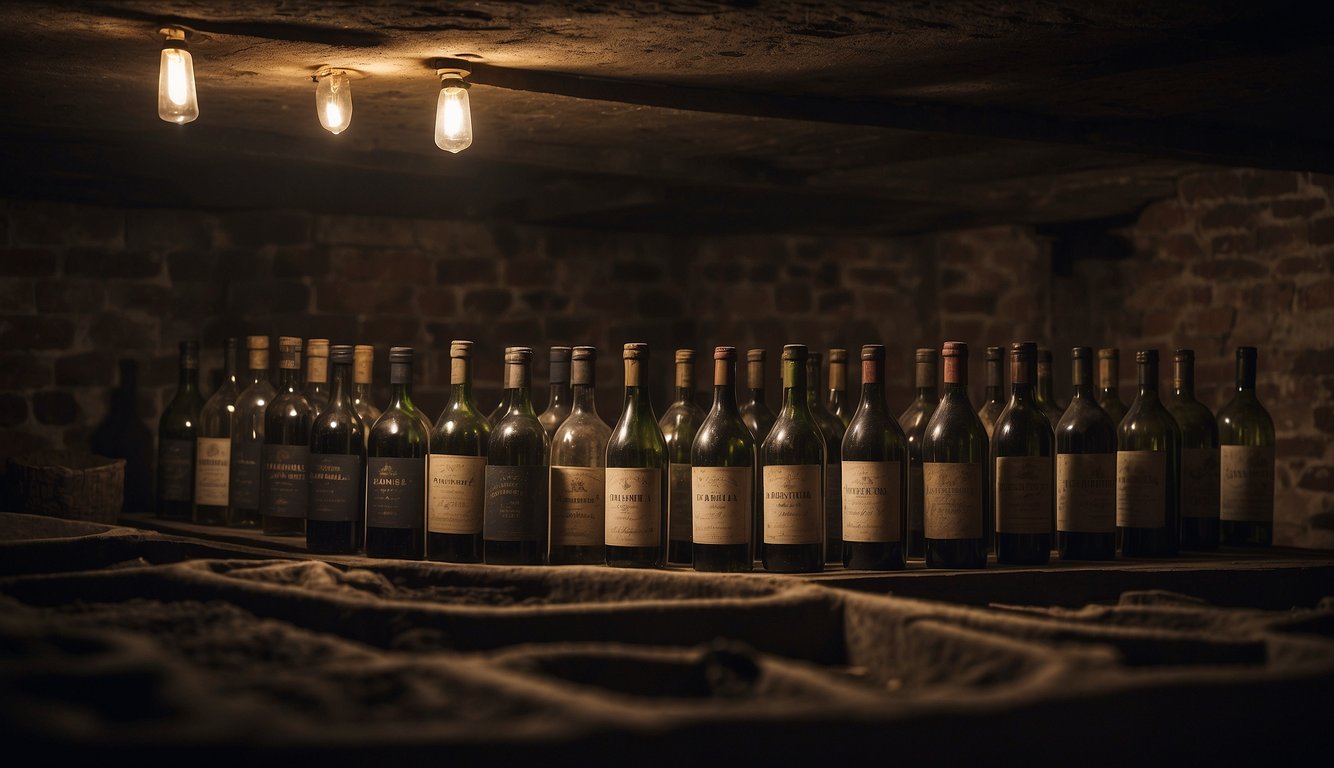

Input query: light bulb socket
[159,26,189,50]
[434,57,473,86]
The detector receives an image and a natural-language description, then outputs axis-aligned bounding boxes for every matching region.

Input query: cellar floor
[2,511,1332,764]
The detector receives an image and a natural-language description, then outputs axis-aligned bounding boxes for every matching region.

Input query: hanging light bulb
[434,67,473,153]
[157,27,198,124]
[314,68,353,135]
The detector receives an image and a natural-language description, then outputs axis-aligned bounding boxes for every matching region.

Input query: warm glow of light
[315,70,353,135]
[434,75,472,153]
[157,36,199,124]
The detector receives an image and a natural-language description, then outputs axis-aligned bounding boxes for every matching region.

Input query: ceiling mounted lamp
[313,68,353,135]
[434,60,473,153]
[157,26,198,124]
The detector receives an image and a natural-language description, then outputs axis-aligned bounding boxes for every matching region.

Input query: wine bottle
[898,348,940,559]
[487,391,509,427]
[261,337,312,536]
[991,342,1053,565]
[808,351,845,564]
[307,344,365,554]
[691,346,755,572]
[303,338,330,417]
[1055,347,1117,560]
[740,348,776,554]
[840,344,908,570]
[157,340,203,520]
[1034,348,1065,426]
[484,347,549,565]
[228,335,274,528]
[366,346,427,559]
[352,344,381,430]
[1117,350,1180,557]
[1169,349,1220,551]
[537,346,572,440]
[1097,348,1128,427]
[923,342,988,569]
[977,345,1005,438]
[760,344,824,573]
[827,348,852,428]
[661,348,705,565]
[194,337,239,525]
[605,343,668,568]
[1218,347,1275,546]
[427,341,491,563]
[550,346,610,565]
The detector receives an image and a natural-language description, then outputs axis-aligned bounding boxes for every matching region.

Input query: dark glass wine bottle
[605,343,668,568]
[840,345,908,570]
[1097,348,1128,427]
[977,345,1005,438]
[228,335,273,528]
[740,348,776,555]
[261,337,312,536]
[550,346,610,565]
[538,345,572,440]
[827,348,852,429]
[487,390,509,427]
[760,345,824,573]
[428,340,491,563]
[661,348,705,565]
[1117,350,1180,558]
[898,348,939,559]
[1219,347,1275,546]
[157,340,203,520]
[365,346,427,559]
[352,344,381,431]
[1034,348,1065,427]
[194,337,238,525]
[484,347,549,564]
[691,346,755,572]
[1055,347,1117,560]
[923,342,988,569]
[303,338,330,417]
[808,351,845,563]
[991,342,1053,565]
[1169,349,1220,551]
[307,345,365,554]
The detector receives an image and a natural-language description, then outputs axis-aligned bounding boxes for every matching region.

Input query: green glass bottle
[977,345,1005,439]
[260,336,311,536]
[898,348,939,559]
[1117,350,1180,557]
[991,342,1053,566]
[303,338,330,418]
[428,341,491,563]
[537,346,573,440]
[228,335,274,528]
[840,344,908,570]
[484,347,550,564]
[1097,348,1128,427]
[549,345,611,565]
[307,344,365,555]
[1034,348,1065,427]
[827,348,852,429]
[661,348,705,565]
[1169,349,1220,551]
[1218,347,1275,546]
[605,343,668,568]
[808,351,845,563]
[351,344,381,432]
[740,348,776,556]
[157,340,203,520]
[365,346,427,560]
[691,346,755,572]
[923,342,988,569]
[194,337,238,525]
[761,345,824,573]
[1056,347,1118,560]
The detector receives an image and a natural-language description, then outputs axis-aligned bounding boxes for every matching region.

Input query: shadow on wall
[89,360,153,513]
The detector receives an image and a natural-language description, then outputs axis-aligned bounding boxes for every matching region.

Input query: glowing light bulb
[157,28,198,124]
[315,69,353,135]
[434,71,472,153]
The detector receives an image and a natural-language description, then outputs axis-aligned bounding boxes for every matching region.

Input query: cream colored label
[428,454,487,534]
[762,464,822,544]
[995,456,1053,534]
[606,467,660,547]
[841,460,902,542]
[1116,450,1167,529]
[1180,447,1220,520]
[923,462,982,539]
[194,437,231,506]
[550,466,605,546]
[692,466,752,545]
[1221,445,1275,523]
[306,356,328,383]
[1057,453,1116,533]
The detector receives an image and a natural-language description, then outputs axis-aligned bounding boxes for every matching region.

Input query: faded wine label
[668,463,693,543]
[367,457,424,529]
[841,460,902,543]
[606,467,661,547]
[1057,453,1115,533]
[1116,450,1167,529]
[1180,447,1220,520]
[550,466,605,546]
[261,444,309,519]
[484,464,546,542]
[995,456,1053,534]
[230,441,263,509]
[194,437,231,507]
[428,454,487,534]
[923,462,982,540]
[762,464,822,545]
[308,453,362,522]
[159,439,194,502]
[692,466,752,545]
[1220,445,1275,523]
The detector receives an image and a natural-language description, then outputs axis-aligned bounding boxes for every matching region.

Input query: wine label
[762,464,822,545]
[159,439,194,502]
[668,463,693,543]
[908,462,924,534]
[825,459,842,540]
[308,453,363,522]
[1057,453,1116,533]
[1116,450,1167,529]
[484,464,546,541]
[692,466,752,545]
[230,440,262,510]
[1221,445,1275,523]
[261,444,308,519]
[428,454,487,534]
[367,457,424,529]
[923,462,982,540]
[995,456,1053,534]
[606,467,662,547]
[550,466,605,546]
[194,437,231,507]
[1180,447,1220,520]
[842,460,902,543]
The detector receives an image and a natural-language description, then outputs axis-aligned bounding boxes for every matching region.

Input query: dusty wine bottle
[428,341,491,563]
[760,345,824,573]
[691,346,755,572]
[1117,350,1180,558]
[1097,348,1128,427]
[1034,348,1065,427]
[261,336,312,536]
[898,348,940,559]
[537,346,572,440]
[991,342,1053,566]
[661,349,705,565]
[808,351,845,563]
[605,343,668,568]
[1218,347,1275,546]
[484,347,549,565]
[194,337,238,525]
[840,344,908,570]
[922,342,988,569]
[229,335,274,528]
[827,348,852,429]
[158,340,202,520]
[366,346,427,559]
[740,348,776,554]
[1056,347,1117,560]
[1169,349,1220,551]
[307,345,365,555]
[549,346,610,565]
[977,345,1005,439]
[352,344,381,430]
[303,338,330,417]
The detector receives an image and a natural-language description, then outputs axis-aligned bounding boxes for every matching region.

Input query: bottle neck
[781,360,812,418]
[179,364,199,391]
[389,381,415,410]
[674,385,692,405]
[749,386,766,406]
[571,382,598,414]
[1036,370,1055,401]
[507,382,535,416]
[859,382,885,416]
[548,381,570,409]
[914,361,939,403]
[1236,357,1257,393]
[1009,355,1035,404]
[1137,361,1160,402]
[1071,356,1094,401]
[277,366,300,392]
[329,362,352,407]
[223,345,238,385]
[712,359,739,416]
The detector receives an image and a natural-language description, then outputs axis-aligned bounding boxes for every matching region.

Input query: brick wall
[0,168,1330,545]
